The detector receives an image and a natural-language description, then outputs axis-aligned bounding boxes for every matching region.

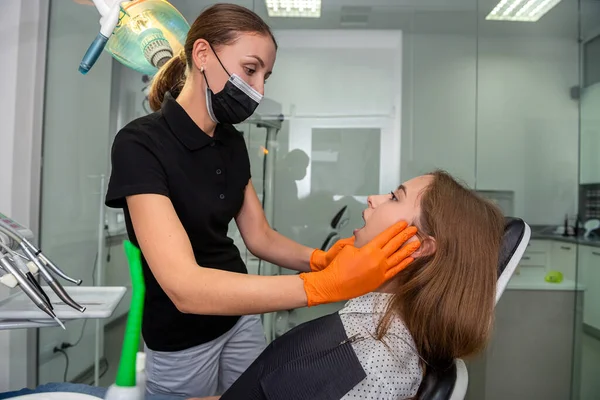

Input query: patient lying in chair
[191,170,505,400]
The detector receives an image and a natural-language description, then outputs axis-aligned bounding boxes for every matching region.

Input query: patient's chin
[353,230,366,248]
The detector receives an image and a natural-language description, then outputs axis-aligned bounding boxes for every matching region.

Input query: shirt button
[216,169,222,175]
[219,194,225,200]
[210,141,216,147]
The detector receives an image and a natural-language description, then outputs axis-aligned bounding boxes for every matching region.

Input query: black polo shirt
[105,92,251,352]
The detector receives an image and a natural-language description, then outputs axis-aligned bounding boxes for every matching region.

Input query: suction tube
[116,240,145,387]
[104,240,145,399]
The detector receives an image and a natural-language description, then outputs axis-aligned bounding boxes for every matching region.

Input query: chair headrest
[496,217,531,303]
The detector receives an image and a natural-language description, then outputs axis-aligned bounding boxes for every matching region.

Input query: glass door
[271,116,399,339]
[230,116,399,342]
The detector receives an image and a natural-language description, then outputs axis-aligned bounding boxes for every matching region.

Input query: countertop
[530,225,600,248]
[506,275,585,291]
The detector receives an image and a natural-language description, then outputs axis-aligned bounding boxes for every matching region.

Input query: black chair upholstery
[417,217,531,400]
[416,361,458,400]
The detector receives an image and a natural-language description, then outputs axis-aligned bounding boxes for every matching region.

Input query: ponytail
[148,50,187,112]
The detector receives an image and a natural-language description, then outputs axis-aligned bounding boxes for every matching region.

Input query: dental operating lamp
[79,0,189,75]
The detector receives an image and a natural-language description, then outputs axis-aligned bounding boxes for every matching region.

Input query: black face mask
[203,46,262,124]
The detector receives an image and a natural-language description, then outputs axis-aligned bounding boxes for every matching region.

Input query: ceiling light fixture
[265,0,321,18]
[485,0,561,22]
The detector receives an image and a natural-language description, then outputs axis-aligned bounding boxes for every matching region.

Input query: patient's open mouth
[354,212,366,236]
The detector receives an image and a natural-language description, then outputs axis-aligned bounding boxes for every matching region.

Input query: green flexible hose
[115,240,146,387]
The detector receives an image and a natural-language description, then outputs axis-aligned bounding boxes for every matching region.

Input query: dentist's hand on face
[300,221,421,307]
[309,236,355,272]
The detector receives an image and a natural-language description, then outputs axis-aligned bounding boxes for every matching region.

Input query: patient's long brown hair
[376,170,504,369]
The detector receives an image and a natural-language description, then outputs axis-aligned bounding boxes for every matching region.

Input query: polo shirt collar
[161,92,231,150]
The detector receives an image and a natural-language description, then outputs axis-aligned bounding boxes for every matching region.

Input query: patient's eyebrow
[397,184,407,197]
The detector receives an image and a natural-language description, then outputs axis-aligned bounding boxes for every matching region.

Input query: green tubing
[115,240,146,387]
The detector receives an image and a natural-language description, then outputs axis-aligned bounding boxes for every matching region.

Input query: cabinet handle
[560,246,572,250]
[522,256,531,260]
[593,252,600,257]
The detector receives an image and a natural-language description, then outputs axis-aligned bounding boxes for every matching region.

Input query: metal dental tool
[2,221,83,285]
[0,253,65,329]
[0,219,86,314]
[12,254,54,310]
[38,253,83,285]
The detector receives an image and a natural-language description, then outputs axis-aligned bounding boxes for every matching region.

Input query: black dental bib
[221,312,367,400]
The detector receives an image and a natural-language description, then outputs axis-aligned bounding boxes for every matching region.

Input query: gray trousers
[145,315,267,398]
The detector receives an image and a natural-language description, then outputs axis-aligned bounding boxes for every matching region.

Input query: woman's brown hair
[376,170,504,370]
[148,3,277,111]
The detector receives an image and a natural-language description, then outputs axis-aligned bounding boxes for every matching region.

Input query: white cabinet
[518,239,578,282]
[550,242,577,281]
[578,245,600,330]
[518,240,550,277]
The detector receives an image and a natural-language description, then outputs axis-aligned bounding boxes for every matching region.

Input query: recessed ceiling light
[265,0,321,18]
[485,0,561,22]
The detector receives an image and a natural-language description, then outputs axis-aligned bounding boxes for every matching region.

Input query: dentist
[105,3,419,398]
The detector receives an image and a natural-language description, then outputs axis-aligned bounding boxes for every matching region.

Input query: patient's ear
[412,236,436,258]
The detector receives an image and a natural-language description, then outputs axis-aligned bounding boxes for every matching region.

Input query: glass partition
[253,0,584,398]
[470,1,581,399]
[38,0,116,385]
[575,1,600,397]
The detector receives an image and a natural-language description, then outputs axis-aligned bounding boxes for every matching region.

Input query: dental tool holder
[0,213,125,330]
[0,286,126,330]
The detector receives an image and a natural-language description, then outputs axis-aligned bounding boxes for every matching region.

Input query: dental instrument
[79,0,189,75]
[0,266,18,289]
[0,241,51,306]
[0,253,63,328]
[0,219,86,313]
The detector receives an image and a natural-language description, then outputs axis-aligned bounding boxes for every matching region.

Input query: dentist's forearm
[175,266,308,315]
[251,228,314,272]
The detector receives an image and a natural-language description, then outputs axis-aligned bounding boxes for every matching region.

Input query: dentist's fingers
[386,240,421,269]
[364,221,409,252]
[384,257,416,281]
[381,225,418,257]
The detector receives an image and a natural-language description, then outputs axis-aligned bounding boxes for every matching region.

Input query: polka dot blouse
[339,292,422,400]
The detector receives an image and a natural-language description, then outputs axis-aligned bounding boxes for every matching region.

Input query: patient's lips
[354,211,367,236]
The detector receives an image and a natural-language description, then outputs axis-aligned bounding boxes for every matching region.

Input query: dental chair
[417,217,531,400]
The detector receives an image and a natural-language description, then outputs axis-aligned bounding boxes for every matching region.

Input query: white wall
[476,36,579,224]
[401,33,478,187]
[268,30,402,118]
[401,31,579,225]
[0,0,48,391]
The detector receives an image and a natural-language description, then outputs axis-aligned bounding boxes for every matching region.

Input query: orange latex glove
[309,236,355,272]
[299,221,421,307]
